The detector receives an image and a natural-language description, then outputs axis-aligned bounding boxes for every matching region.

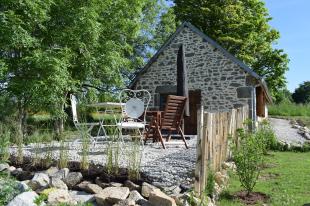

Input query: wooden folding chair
[145,95,189,149]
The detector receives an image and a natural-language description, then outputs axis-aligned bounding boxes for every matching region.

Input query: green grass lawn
[218,151,310,206]
[268,103,310,127]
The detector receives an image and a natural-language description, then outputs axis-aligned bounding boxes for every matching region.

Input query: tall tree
[173,0,289,98]
[0,0,151,135]
[292,81,310,104]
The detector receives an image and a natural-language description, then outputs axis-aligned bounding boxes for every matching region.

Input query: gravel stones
[63,172,83,188]
[7,191,38,206]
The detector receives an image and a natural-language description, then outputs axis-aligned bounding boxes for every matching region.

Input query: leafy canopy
[173,0,289,98]
[292,81,310,104]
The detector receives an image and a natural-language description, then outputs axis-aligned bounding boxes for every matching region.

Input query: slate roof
[129,22,272,103]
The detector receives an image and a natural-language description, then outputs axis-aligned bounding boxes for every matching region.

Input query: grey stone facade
[131,23,265,118]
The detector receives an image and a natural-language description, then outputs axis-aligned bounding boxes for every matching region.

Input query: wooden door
[184,90,201,135]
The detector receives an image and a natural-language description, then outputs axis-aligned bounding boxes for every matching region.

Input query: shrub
[255,120,277,154]
[0,125,11,163]
[232,128,264,195]
[0,172,21,205]
[204,166,215,198]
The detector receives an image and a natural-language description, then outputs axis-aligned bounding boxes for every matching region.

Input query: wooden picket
[194,105,249,195]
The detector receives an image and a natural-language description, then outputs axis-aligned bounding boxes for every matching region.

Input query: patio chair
[70,94,100,146]
[145,95,189,149]
[117,89,151,145]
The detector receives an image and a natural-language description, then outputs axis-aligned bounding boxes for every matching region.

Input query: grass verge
[218,151,310,206]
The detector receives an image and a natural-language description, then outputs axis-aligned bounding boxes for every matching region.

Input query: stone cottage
[130,22,272,134]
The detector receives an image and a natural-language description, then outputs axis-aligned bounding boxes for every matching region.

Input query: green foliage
[268,102,310,117]
[255,120,277,154]
[173,0,289,96]
[34,193,48,206]
[292,81,310,104]
[232,128,264,194]
[0,172,21,205]
[205,166,215,198]
[80,126,90,170]
[58,140,69,169]
[105,127,120,176]
[218,152,310,206]
[0,125,11,163]
[273,88,292,104]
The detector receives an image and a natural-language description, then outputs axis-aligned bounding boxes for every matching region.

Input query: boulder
[215,172,228,186]
[44,167,59,177]
[76,180,92,191]
[85,183,104,194]
[95,187,129,205]
[48,189,76,205]
[110,182,123,187]
[127,190,144,203]
[50,177,68,190]
[63,172,83,188]
[69,190,95,204]
[17,181,30,192]
[113,199,135,206]
[7,191,38,206]
[95,177,110,188]
[12,169,34,181]
[124,180,140,191]
[0,163,9,171]
[8,166,17,173]
[149,190,177,206]
[29,172,50,190]
[51,168,69,179]
[141,182,160,198]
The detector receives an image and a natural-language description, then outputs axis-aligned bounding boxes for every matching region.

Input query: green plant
[105,127,120,175]
[80,126,90,170]
[58,140,69,169]
[204,165,215,198]
[255,120,277,154]
[0,172,21,205]
[0,125,11,163]
[232,128,264,195]
[44,141,54,168]
[34,193,48,206]
[127,138,142,180]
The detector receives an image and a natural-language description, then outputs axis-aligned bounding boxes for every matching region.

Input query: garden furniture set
[70,89,189,149]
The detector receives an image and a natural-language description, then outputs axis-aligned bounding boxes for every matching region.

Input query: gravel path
[269,118,307,145]
[9,136,197,190]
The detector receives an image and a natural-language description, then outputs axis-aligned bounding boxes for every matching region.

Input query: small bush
[232,128,264,195]
[255,120,277,154]
[204,166,215,198]
[0,172,21,205]
[0,125,11,163]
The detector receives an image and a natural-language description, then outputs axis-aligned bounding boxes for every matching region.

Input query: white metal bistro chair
[117,89,151,146]
[70,94,100,146]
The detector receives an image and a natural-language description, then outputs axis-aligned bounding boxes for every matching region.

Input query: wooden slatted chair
[145,95,189,149]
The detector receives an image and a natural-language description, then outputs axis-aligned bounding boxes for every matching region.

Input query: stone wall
[134,26,258,114]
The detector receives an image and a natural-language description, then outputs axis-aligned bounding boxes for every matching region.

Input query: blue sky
[264,0,310,91]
